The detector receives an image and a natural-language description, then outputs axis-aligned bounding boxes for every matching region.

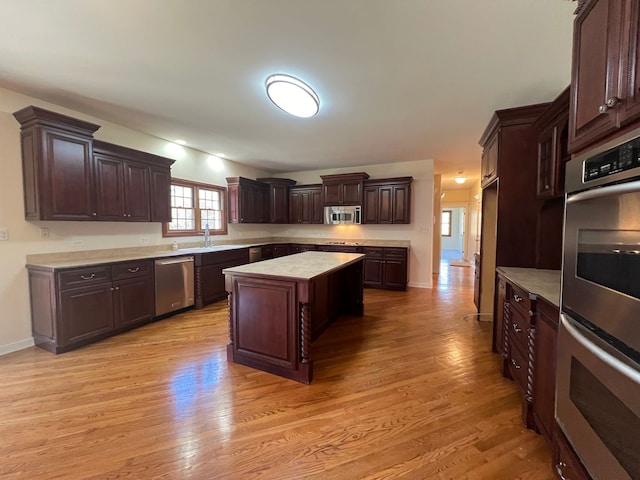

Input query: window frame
[441,209,452,237]
[162,178,228,237]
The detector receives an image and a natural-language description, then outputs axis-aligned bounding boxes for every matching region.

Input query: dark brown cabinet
[534,87,570,199]
[290,244,318,254]
[533,298,559,447]
[363,247,408,291]
[272,244,290,258]
[320,172,369,205]
[480,132,498,188]
[13,105,101,221]
[28,260,154,353]
[554,424,592,480]
[257,178,296,224]
[195,249,249,308]
[226,177,269,223]
[569,0,640,153]
[13,106,174,223]
[289,184,323,224]
[362,177,412,224]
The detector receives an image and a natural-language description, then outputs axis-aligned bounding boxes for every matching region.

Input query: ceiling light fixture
[454,172,467,184]
[265,74,319,118]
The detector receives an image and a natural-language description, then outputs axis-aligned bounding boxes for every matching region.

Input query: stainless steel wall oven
[558,127,640,479]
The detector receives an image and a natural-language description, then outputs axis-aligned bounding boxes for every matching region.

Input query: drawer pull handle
[511,358,521,369]
[127,267,140,273]
[80,273,96,280]
[512,323,522,334]
[513,294,523,303]
[555,462,568,480]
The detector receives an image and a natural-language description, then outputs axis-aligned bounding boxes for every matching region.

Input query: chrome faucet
[203,223,210,247]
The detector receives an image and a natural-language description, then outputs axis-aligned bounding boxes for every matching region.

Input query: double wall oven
[558,128,640,479]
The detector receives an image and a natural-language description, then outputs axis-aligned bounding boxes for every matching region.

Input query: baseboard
[407,281,432,289]
[0,337,35,356]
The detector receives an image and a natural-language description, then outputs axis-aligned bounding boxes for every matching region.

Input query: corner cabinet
[226,177,269,223]
[195,249,249,308]
[363,177,412,224]
[13,105,101,220]
[569,0,640,153]
[320,172,369,205]
[13,106,174,222]
[289,184,323,224]
[257,177,297,224]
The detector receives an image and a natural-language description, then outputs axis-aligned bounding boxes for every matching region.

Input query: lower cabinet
[363,247,408,290]
[289,243,318,254]
[533,297,558,447]
[553,424,592,480]
[28,260,154,353]
[195,249,249,308]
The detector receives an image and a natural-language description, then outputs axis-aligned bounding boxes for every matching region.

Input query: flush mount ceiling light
[454,172,467,184]
[265,74,319,118]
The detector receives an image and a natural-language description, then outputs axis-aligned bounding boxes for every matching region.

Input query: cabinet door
[536,126,557,199]
[392,185,410,223]
[310,188,324,224]
[150,167,172,222]
[619,0,640,126]
[481,134,498,187]
[58,283,114,346]
[341,181,362,205]
[362,186,379,224]
[323,183,341,204]
[378,186,394,224]
[383,259,407,290]
[42,130,96,220]
[568,0,624,153]
[200,263,227,305]
[95,153,126,220]
[113,276,154,328]
[272,245,290,257]
[363,258,383,287]
[124,161,151,221]
[270,184,289,224]
[494,277,507,354]
[288,191,302,224]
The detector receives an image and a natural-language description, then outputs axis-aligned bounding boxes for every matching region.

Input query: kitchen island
[223,251,365,384]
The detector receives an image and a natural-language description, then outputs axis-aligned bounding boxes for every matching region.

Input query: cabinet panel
[124,161,151,221]
[392,185,410,223]
[481,133,498,187]
[114,276,154,328]
[226,177,269,224]
[378,186,393,223]
[363,258,383,287]
[382,259,407,289]
[95,153,126,220]
[289,185,323,224]
[362,178,412,224]
[619,0,640,126]
[58,283,114,346]
[320,173,368,206]
[363,186,379,224]
[150,167,172,222]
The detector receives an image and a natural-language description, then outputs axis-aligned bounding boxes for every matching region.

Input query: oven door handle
[561,314,640,383]
[567,180,640,203]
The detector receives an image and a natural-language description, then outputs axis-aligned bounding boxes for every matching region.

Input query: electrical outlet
[72,239,84,247]
[40,227,50,239]
[140,236,150,245]
[0,227,8,241]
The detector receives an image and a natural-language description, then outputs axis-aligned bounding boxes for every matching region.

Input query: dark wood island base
[224,252,364,384]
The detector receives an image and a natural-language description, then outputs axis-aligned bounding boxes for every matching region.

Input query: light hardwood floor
[0,262,554,479]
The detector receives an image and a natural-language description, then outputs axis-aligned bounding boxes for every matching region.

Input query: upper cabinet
[533,87,570,199]
[13,106,174,222]
[480,133,499,188]
[320,172,369,206]
[289,184,323,224]
[569,0,640,153]
[363,177,412,224]
[257,177,297,224]
[14,106,101,221]
[226,177,269,224]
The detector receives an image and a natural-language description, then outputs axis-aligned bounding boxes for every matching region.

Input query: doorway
[441,206,468,265]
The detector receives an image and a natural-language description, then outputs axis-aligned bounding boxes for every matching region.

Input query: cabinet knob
[512,323,522,333]
[115,286,119,290]
[123,214,127,217]
[606,96,621,108]
[511,358,521,369]
[513,294,523,303]
[555,462,568,480]
[92,212,97,216]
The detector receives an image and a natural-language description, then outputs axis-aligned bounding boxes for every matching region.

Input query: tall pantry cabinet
[477,104,549,317]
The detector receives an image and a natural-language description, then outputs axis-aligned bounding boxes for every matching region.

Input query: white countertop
[223,251,365,280]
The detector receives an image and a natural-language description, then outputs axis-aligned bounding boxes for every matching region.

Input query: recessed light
[214,153,226,158]
[265,74,319,118]
[175,139,187,145]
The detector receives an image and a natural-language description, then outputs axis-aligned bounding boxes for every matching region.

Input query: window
[163,179,227,237]
[441,210,452,237]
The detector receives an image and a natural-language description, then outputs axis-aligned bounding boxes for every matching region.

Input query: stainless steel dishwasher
[154,256,195,316]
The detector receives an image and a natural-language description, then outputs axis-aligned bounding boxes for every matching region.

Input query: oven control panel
[584,140,640,182]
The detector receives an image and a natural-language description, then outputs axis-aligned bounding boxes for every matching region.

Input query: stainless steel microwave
[324,205,361,225]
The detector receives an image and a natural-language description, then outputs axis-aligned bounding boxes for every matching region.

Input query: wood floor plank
[0,263,555,479]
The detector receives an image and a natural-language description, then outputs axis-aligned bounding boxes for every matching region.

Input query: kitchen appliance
[324,205,361,225]
[557,127,640,479]
[154,256,194,316]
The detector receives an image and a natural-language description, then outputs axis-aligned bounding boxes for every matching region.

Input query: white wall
[0,86,434,354]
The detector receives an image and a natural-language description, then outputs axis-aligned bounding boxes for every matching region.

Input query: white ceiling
[0,0,576,190]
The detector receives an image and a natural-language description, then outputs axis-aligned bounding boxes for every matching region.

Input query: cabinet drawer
[58,266,111,289]
[384,247,407,259]
[508,341,529,394]
[112,260,153,280]
[508,283,532,316]
[363,247,383,258]
[509,305,530,352]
